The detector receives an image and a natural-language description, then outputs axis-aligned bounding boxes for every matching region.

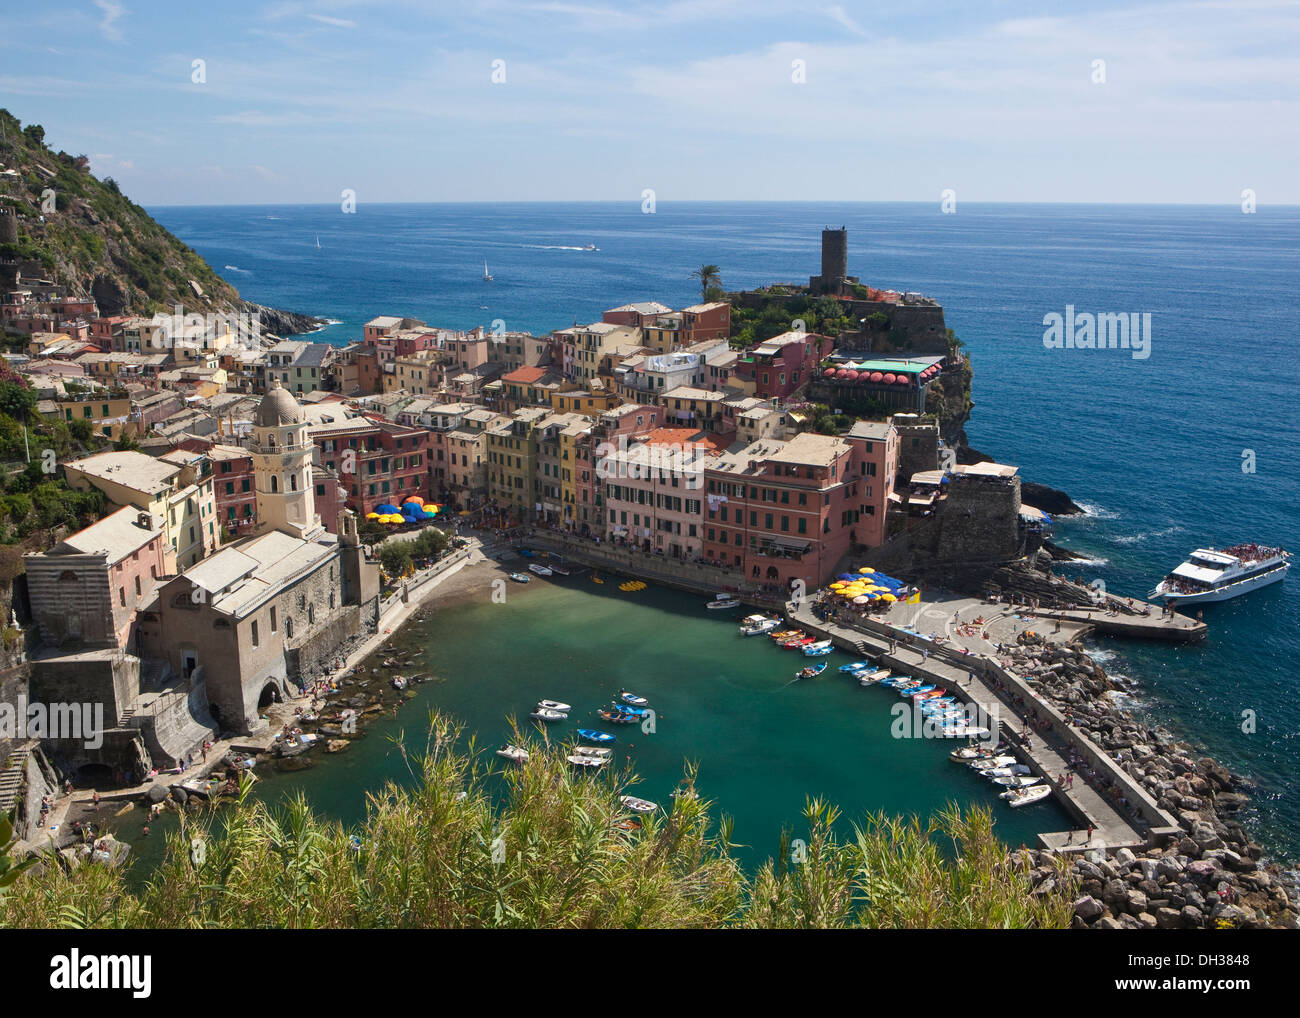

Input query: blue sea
[151,201,1300,860]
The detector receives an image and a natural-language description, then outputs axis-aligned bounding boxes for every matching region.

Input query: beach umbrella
[375,503,399,514]
[859,566,873,573]
[404,495,425,505]
[422,509,437,518]
[838,574,858,581]
[365,512,381,519]
[852,596,869,605]
[869,371,883,382]
[881,593,897,602]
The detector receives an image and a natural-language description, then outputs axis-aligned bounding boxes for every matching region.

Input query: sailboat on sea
[483,259,493,282]
[316,235,321,250]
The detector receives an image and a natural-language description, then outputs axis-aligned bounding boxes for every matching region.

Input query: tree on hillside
[691,264,721,301]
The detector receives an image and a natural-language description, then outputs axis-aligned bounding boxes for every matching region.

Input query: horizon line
[144,199,1300,210]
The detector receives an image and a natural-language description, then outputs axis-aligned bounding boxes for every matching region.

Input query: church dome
[255,379,302,427]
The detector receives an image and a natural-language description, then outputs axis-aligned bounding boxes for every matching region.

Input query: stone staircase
[0,745,30,815]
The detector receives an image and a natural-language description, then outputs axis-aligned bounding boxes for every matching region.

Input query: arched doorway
[77,763,114,788]
[257,682,280,710]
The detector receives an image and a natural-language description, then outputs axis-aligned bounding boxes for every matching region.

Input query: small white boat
[528,563,553,577]
[1150,544,1290,605]
[618,690,648,707]
[739,614,780,635]
[509,572,531,583]
[567,753,607,768]
[496,745,529,763]
[1002,784,1052,807]
[483,258,493,282]
[530,707,567,722]
[536,699,571,712]
[620,795,658,813]
[573,746,612,760]
[583,243,597,251]
[992,774,1041,788]
[967,754,1017,770]
[942,724,991,739]
[392,676,407,691]
[858,668,891,686]
[707,594,741,610]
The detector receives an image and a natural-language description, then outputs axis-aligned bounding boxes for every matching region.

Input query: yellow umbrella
[881,593,897,602]
[365,512,380,519]
[858,567,872,573]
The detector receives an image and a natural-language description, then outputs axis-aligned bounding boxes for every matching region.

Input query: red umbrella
[882,373,896,384]
[869,371,883,382]
[835,368,850,379]
[823,367,837,377]
[844,370,859,381]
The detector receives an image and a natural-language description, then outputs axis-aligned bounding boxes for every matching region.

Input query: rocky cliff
[0,109,322,334]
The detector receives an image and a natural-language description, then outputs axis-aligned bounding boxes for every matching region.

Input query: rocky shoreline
[999,623,1297,929]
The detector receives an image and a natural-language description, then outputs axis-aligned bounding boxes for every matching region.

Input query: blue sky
[2,0,1297,205]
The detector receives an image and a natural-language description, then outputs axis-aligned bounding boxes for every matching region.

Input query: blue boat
[610,703,648,716]
[618,690,649,707]
[578,729,615,744]
[518,548,535,557]
[902,684,936,697]
[796,662,827,680]
[879,676,904,687]
[803,645,833,657]
[839,661,872,673]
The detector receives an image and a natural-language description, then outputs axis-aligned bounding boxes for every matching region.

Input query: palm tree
[691,264,722,301]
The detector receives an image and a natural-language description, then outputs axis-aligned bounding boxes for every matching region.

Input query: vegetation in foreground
[0,715,1075,929]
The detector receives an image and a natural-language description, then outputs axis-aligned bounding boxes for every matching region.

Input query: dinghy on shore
[496,745,529,763]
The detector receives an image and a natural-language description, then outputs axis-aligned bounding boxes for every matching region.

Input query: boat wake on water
[223,264,252,274]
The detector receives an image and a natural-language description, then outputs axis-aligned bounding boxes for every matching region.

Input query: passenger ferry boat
[1149,544,1290,605]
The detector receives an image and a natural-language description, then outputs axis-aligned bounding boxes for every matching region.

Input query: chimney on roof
[136,511,153,529]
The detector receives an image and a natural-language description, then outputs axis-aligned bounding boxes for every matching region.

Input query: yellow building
[63,450,220,570]
[49,394,133,440]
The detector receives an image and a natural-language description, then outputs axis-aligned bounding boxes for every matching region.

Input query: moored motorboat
[706,593,741,610]
[941,724,990,738]
[900,684,935,697]
[803,643,833,657]
[858,668,891,686]
[509,572,531,583]
[796,662,828,680]
[967,754,1017,770]
[572,745,612,760]
[530,707,567,722]
[992,774,1041,788]
[620,795,658,813]
[536,699,571,712]
[839,661,872,673]
[392,676,407,691]
[1001,784,1052,807]
[618,690,649,707]
[610,702,647,716]
[528,563,553,577]
[740,614,780,635]
[496,744,529,763]
[769,629,802,642]
[578,729,615,744]
[568,753,608,768]
[784,636,816,649]
[598,708,640,724]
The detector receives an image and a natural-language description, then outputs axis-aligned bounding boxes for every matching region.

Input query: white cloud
[93,0,126,42]
[306,13,356,28]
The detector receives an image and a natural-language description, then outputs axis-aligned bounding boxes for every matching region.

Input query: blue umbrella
[375,503,399,514]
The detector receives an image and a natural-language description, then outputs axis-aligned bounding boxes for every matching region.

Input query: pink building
[844,421,898,548]
[599,427,724,559]
[703,432,864,592]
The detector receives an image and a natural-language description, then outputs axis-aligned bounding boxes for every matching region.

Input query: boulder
[1073,895,1105,921]
[1179,905,1204,928]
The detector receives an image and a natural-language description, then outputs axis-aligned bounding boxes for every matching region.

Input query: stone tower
[251,379,323,541]
[809,227,858,294]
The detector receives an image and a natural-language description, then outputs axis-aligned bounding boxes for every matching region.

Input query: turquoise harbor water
[147,202,1300,860]
[123,578,1071,878]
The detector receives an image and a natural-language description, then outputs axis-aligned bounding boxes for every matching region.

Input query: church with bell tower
[138,382,381,738]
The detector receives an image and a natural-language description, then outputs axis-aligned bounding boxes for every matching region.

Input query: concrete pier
[786,599,1181,852]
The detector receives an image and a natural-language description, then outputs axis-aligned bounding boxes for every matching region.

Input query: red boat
[783,636,816,649]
